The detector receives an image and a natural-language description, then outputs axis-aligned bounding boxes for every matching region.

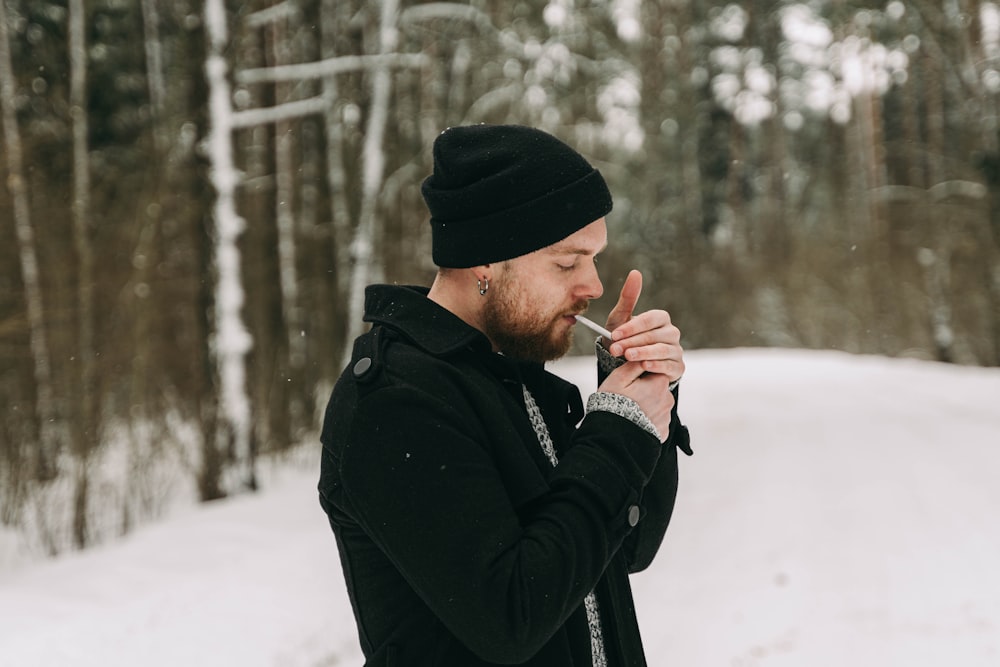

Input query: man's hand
[597,360,675,438]
[604,270,685,386]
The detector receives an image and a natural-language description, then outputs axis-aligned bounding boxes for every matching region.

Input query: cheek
[508,270,572,318]
[529,284,563,312]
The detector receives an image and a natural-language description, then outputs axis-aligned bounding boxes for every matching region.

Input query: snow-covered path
[1,349,998,666]
[0,466,362,667]
[632,349,1000,666]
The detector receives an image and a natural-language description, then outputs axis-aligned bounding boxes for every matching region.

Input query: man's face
[481,218,607,362]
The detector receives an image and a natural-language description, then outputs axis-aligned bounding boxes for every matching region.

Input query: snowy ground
[1,348,998,667]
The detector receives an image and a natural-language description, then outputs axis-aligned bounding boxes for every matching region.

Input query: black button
[627,505,640,527]
[353,357,372,377]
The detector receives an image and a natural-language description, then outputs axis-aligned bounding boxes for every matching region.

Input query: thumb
[608,360,647,387]
[606,269,642,332]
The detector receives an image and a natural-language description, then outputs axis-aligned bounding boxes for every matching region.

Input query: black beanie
[421,125,613,268]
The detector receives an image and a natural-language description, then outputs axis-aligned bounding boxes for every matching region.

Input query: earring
[477,278,489,296]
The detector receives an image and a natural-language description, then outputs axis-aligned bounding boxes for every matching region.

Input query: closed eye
[556,253,599,272]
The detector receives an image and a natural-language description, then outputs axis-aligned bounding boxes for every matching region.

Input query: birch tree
[270,5,306,435]
[66,0,97,549]
[140,0,167,152]
[129,0,168,510]
[341,0,401,357]
[0,0,61,480]
[320,0,355,373]
[205,0,256,495]
[202,0,433,469]
[234,1,427,366]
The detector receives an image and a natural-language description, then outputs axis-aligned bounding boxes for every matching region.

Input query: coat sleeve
[622,387,685,572]
[594,350,689,572]
[338,382,662,664]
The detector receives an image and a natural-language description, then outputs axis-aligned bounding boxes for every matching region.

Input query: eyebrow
[546,242,607,256]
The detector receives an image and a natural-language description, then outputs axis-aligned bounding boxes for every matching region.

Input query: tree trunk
[272,11,304,441]
[68,0,97,550]
[320,0,355,372]
[343,0,400,359]
[204,0,256,494]
[922,40,955,362]
[0,0,62,480]
[140,0,167,152]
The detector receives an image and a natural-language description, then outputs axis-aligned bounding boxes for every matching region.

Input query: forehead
[544,218,608,255]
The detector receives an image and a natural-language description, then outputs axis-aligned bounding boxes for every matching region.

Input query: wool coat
[318,285,691,666]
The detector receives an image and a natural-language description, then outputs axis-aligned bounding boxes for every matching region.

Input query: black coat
[318,285,691,666]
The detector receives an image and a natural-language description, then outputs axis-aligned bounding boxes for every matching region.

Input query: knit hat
[421,125,613,268]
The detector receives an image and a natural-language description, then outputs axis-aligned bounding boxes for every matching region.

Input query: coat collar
[363,283,583,424]
[363,284,494,357]
[362,284,550,384]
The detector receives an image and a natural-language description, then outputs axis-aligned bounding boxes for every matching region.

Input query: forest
[1,0,998,556]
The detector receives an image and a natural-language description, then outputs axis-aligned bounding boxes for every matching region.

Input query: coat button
[353,357,372,377]
[627,505,641,527]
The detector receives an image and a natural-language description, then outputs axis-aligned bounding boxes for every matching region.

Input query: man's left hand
[604,269,685,386]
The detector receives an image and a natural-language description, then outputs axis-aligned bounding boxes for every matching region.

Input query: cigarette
[574,314,613,340]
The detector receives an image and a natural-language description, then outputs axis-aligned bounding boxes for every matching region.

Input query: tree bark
[68,0,97,550]
[272,10,305,437]
[205,0,256,494]
[140,0,167,152]
[321,0,356,373]
[0,0,62,480]
[343,0,400,359]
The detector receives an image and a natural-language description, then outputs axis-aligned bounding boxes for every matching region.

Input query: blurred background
[1,0,998,558]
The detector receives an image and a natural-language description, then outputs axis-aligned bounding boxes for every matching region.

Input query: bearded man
[318,124,692,667]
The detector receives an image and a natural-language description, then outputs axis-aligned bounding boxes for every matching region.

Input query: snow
[2,348,999,666]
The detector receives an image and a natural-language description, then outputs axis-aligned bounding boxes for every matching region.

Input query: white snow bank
[0,348,998,666]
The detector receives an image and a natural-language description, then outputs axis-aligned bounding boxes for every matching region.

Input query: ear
[471,264,493,282]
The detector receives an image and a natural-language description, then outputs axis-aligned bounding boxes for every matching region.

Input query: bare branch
[236,53,428,85]
[243,1,296,29]
[927,180,988,202]
[400,2,524,55]
[231,96,329,128]
[461,82,522,124]
[871,181,988,203]
[400,2,497,32]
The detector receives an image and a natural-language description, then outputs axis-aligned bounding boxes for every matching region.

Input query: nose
[581,260,603,300]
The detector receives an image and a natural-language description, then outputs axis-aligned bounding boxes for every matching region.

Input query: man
[318,124,692,666]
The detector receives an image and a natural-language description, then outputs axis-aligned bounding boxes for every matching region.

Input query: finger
[608,359,647,385]
[608,323,679,357]
[611,309,672,343]
[637,358,685,379]
[609,330,679,358]
[615,342,679,363]
[635,371,676,395]
[606,270,642,332]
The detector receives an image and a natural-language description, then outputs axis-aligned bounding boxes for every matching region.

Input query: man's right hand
[597,360,674,438]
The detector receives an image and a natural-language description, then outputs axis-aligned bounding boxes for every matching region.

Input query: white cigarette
[574,314,613,340]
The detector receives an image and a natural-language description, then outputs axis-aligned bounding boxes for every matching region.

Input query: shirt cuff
[586,391,662,441]
[596,337,625,376]
[596,336,681,392]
